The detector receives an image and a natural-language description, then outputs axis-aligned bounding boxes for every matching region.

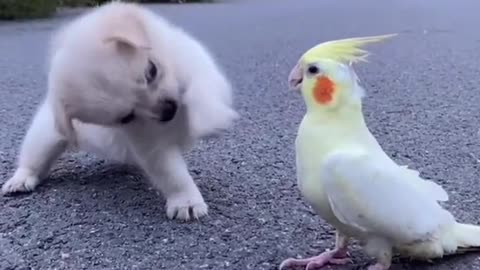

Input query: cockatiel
[279,34,480,270]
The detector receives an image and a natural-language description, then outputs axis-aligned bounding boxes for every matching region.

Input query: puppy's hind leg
[2,101,68,194]
[129,141,208,221]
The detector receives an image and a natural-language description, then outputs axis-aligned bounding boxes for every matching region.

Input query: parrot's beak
[288,62,303,91]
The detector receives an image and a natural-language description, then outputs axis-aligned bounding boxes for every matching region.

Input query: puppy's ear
[103,14,151,54]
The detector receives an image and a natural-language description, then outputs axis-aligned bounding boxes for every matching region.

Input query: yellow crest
[300,34,397,64]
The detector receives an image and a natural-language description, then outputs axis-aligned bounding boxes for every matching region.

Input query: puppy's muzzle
[156,98,178,122]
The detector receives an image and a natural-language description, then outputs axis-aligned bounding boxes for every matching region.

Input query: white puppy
[1,2,238,221]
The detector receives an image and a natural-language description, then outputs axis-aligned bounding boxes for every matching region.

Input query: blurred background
[0,0,211,20]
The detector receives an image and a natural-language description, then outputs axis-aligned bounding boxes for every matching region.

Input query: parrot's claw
[328,257,353,265]
[367,263,388,270]
[279,248,351,270]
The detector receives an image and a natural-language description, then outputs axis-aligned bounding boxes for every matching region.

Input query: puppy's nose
[157,98,178,122]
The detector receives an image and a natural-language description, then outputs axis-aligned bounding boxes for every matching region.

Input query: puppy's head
[50,4,181,141]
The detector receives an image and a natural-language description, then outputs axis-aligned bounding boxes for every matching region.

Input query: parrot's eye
[307,65,320,75]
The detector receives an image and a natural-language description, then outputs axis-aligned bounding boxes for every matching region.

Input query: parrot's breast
[294,114,380,235]
[295,116,346,227]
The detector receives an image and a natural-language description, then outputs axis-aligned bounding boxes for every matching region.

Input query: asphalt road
[2,0,480,269]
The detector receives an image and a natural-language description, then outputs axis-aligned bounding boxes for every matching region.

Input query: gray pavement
[2,0,480,269]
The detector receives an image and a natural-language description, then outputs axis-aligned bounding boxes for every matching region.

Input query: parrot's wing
[399,165,449,202]
[321,150,455,244]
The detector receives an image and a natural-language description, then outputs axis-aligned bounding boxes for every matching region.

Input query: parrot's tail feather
[456,246,480,253]
[451,222,480,252]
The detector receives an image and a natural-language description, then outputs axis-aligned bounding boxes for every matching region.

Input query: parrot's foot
[367,263,388,270]
[279,248,351,270]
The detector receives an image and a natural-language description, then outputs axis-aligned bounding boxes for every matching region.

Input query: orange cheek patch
[313,76,335,104]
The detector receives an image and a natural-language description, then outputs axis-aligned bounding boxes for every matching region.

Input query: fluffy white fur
[1,2,238,221]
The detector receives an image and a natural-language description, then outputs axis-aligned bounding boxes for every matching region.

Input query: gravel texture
[1,0,480,269]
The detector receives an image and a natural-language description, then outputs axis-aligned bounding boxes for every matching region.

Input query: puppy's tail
[184,76,238,139]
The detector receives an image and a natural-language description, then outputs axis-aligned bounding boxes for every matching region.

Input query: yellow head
[288,34,397,113]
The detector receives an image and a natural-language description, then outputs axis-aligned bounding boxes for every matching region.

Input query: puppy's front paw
[2,168,40,195]
[165,191,208,221]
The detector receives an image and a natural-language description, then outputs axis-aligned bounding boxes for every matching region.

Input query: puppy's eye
[119,110,136,124]
[145,60,157,84]
[307,65,320,75]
